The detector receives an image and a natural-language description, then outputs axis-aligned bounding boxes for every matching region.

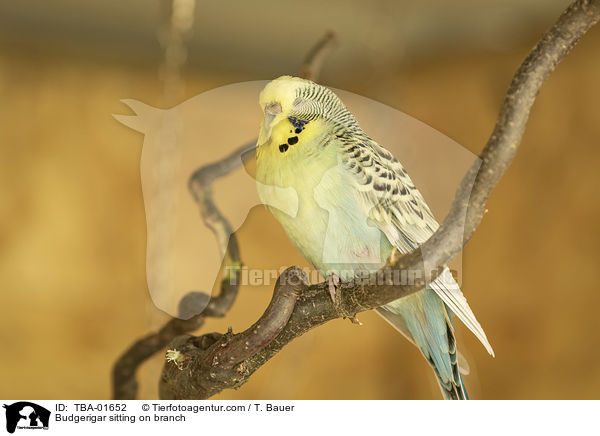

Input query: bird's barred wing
[337,133,438,252]
[337,133,494,356]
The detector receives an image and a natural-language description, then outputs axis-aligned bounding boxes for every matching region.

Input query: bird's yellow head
[256,76,345,159]
[258,76,307,144]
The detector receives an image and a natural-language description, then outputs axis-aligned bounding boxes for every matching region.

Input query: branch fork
[159,267,307,399]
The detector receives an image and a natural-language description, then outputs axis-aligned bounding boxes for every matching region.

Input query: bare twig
[156,0,600,399]
[298,30,338,81]
[112,314,205,400]
[158,0,196,105]
[187,140,254,280]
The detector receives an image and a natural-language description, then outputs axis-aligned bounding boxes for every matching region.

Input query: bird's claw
[327,274,340,303]
[327,275,361,325]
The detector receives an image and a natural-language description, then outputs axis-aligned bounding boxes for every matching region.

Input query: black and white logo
[3,402,50,434]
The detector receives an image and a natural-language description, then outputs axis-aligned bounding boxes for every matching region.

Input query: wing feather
[337,132,494,356]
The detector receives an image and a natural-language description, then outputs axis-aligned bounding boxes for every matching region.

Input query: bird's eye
[292,97,303,107]
[265,101,282,115]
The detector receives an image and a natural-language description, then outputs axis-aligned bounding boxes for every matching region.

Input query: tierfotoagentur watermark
[225,265,460,288]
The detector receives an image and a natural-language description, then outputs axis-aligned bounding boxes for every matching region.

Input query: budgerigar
[255,76,494,400]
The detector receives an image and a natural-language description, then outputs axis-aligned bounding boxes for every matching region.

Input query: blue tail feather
[379,288,468,400]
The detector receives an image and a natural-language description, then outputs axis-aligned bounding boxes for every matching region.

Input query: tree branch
[156,0,600,399]
[159,267,307,400]
[298,30,338,82]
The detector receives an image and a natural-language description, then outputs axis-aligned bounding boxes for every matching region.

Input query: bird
[254,75,494,400]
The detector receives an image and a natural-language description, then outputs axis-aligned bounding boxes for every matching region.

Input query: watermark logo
[3,402,50,433]
[114,81,477,318]
[224,265,460,288]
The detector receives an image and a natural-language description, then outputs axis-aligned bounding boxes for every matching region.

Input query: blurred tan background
[1,0,599,400]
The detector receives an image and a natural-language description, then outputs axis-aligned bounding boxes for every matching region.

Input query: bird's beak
[258,112,276,145]
[258,102,282,145]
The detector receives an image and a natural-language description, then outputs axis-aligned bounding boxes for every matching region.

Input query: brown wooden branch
[112,312,206,400]
[156,0,600,399]
[159,267,307,400]
[112,31,340,400]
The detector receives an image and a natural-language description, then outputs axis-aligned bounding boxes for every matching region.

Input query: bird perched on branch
[255,76,493,400]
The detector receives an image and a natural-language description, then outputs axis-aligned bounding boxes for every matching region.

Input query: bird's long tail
[377,288,468,400]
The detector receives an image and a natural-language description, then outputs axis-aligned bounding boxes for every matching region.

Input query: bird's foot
[327,274,363,325]
[327,274,340,303]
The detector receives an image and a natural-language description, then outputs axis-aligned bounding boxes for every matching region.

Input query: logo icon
[3,402,50,434]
